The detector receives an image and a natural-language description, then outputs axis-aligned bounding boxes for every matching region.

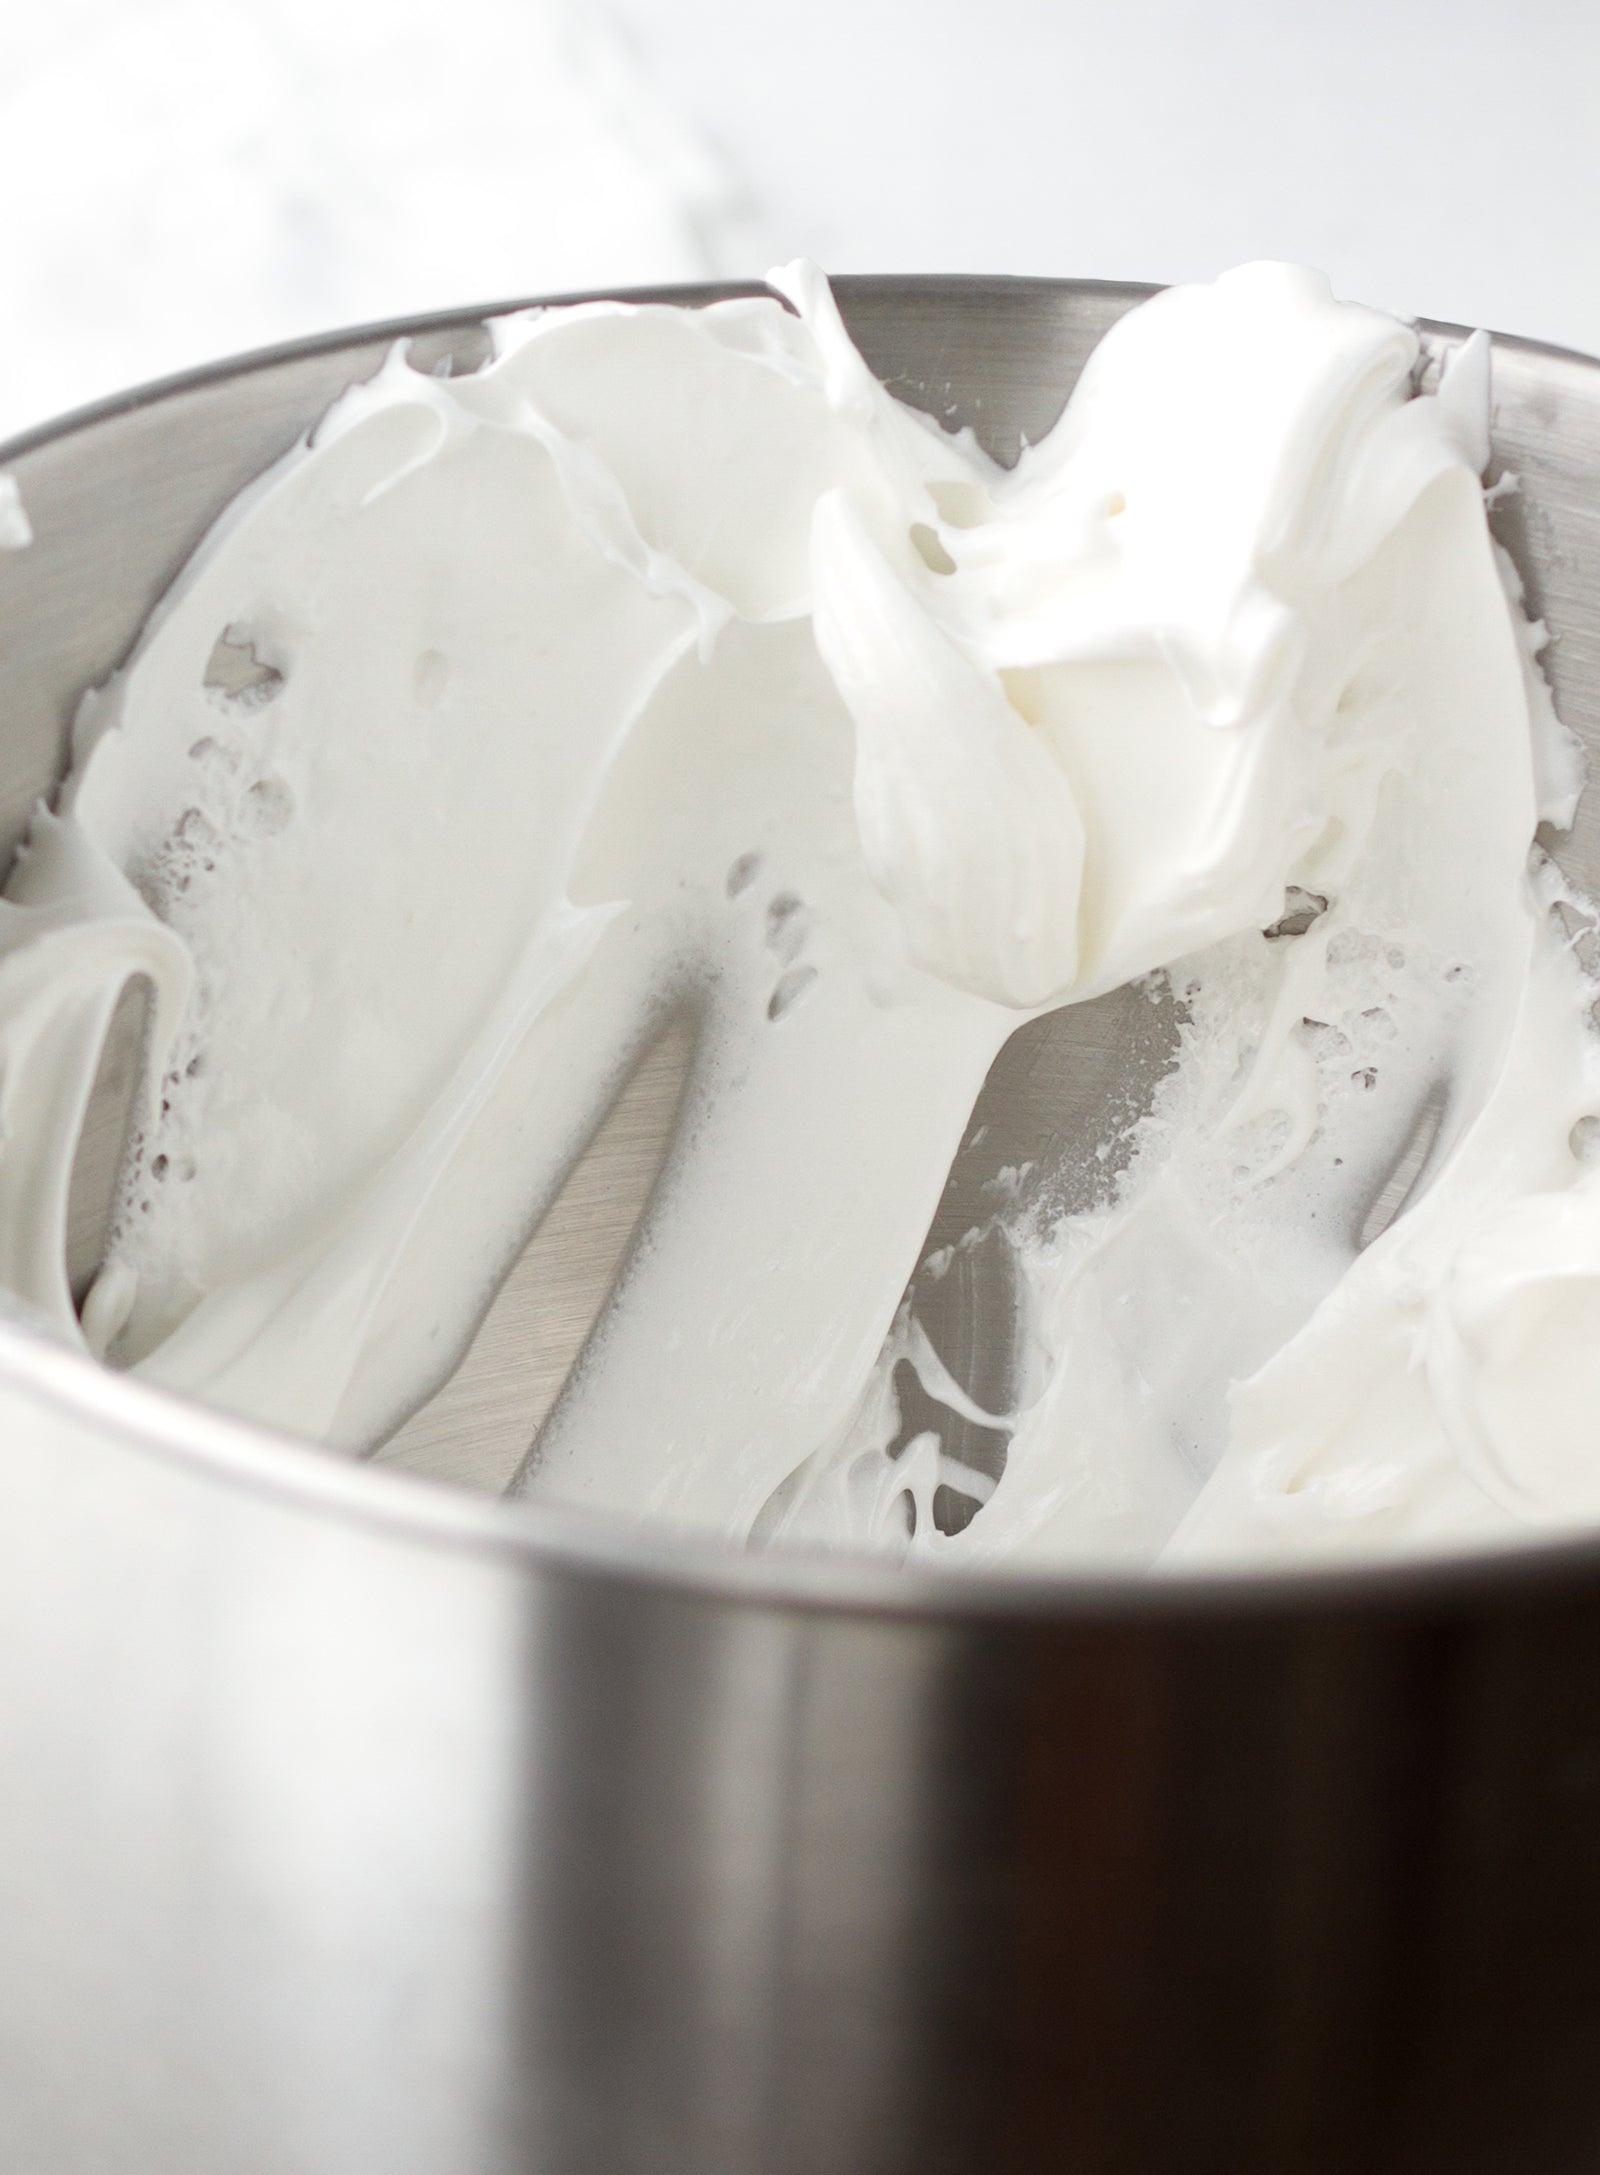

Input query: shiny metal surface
[1,280,1600,2173]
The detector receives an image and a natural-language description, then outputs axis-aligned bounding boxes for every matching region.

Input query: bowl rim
[6,272,1600,1629]
[8,269,1599,474]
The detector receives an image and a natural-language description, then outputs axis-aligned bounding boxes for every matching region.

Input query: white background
[612,0,1600,347]
[1,0,1597,437]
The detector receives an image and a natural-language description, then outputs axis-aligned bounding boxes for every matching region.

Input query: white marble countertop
[611,0,1600,355]
[1,0,1596,438]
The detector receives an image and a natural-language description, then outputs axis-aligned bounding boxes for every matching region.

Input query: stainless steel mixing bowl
[2,279,1599,2175]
